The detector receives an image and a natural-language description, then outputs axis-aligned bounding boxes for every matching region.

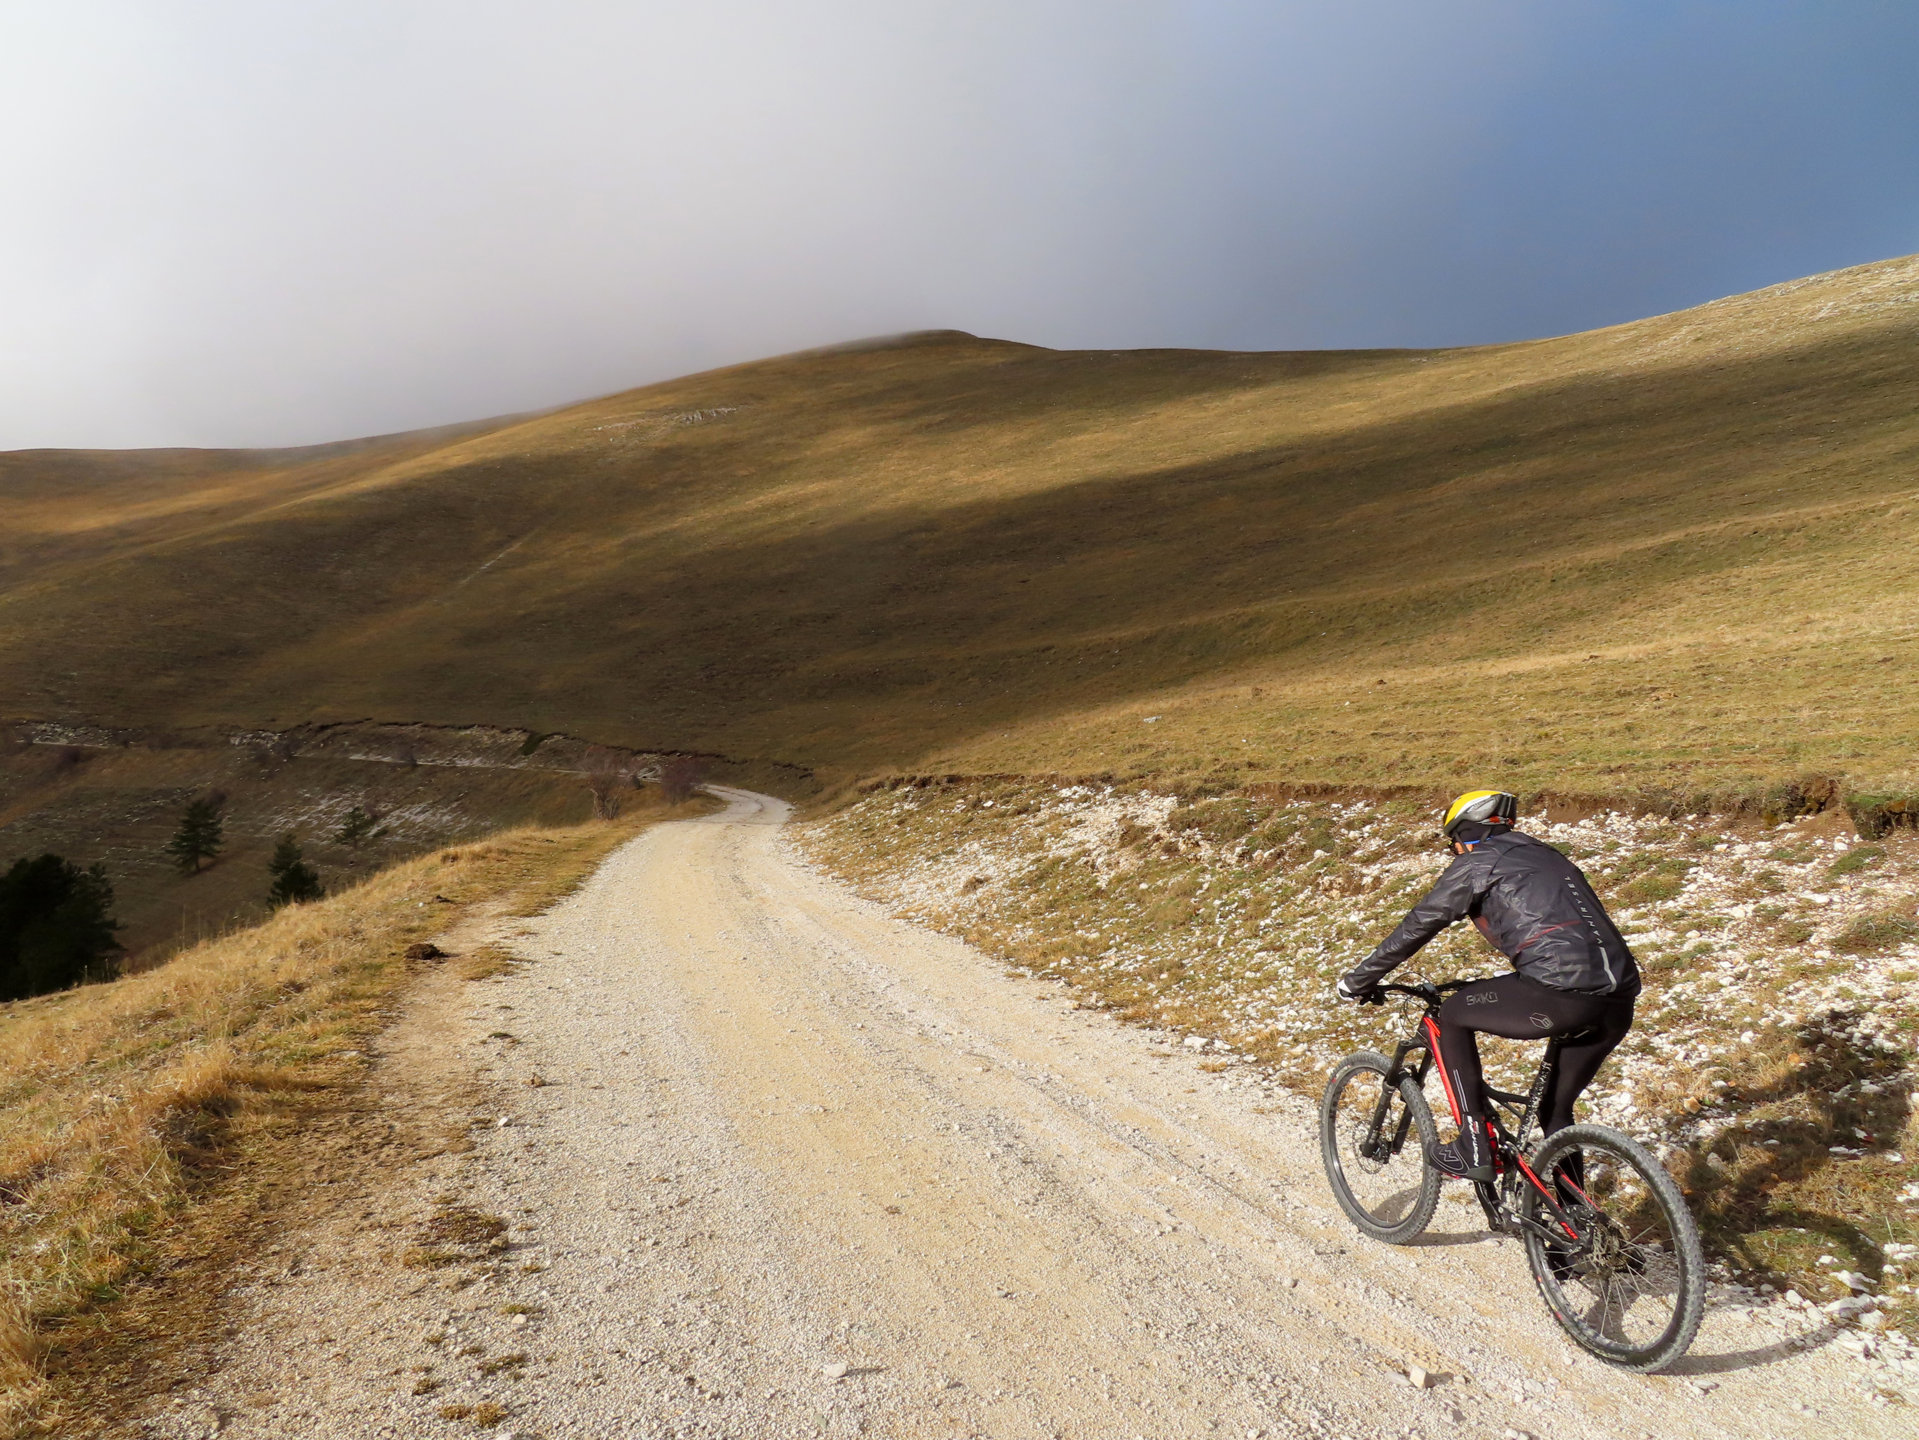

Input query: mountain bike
[1319,979,1705,1372]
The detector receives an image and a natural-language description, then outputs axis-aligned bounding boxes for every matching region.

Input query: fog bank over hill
[4,3,1918,446]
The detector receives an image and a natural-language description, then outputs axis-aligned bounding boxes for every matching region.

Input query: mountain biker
[1334,790,1641,1182]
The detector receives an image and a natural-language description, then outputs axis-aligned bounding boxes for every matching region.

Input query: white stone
[823,1362,849,1379]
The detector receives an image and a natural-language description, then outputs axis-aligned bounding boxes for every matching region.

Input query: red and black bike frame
[1372,982,1589,1250]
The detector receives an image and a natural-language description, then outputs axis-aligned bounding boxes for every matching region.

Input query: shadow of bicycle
[1662,1321,1836,1376]
[1404,1228,1500,1248]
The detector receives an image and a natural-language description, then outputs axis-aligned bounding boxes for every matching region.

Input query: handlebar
[1371,979,1476,1005]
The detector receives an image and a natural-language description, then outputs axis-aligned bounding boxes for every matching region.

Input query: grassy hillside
[4,255,1918,806]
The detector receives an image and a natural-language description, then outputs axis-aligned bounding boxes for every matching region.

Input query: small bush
[335,805,385,849]
[164,795,226,876]
[582,745,635,819]
[1827,843,1887,878]
[659,756,706,804]
[47,747,87,777]
[1831,910,1919,956]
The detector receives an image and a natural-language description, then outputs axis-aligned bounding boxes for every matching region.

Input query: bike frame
[1370,981,1588,1250]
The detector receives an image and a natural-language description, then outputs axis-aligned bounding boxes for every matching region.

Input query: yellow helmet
[1441,789,1518,839]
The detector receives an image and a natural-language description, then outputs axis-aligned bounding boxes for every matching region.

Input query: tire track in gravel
[135,788,1901,1440]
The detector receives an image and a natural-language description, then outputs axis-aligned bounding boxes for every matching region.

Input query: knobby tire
[1320,1050,1441,1245]
[1520,1122,1706,1372]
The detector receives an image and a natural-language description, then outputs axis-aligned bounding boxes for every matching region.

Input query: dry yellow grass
[0,808,665,1433]
[2,254,1917,809]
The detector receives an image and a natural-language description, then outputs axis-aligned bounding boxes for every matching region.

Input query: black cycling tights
[1430,973,1633,1136]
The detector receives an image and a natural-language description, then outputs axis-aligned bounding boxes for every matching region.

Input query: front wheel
[1520,1123,1705,1372]
[1320,1050,1440,1244]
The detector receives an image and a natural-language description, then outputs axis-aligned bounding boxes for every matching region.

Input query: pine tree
[266,835,325,908]
[164,796,225,875]
[0,854,121,1001]
[335,804,383,849]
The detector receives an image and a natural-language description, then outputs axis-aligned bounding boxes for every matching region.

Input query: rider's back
[1352,829,1641,999]
[1462,831,1640,997]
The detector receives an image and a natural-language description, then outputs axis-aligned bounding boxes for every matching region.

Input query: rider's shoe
[1426,1116,1497,1182]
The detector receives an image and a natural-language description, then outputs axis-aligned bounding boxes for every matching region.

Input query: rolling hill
[4,253,1918,811]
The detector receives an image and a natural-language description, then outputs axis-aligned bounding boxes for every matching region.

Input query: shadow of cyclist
[1676,1008,1909,1291]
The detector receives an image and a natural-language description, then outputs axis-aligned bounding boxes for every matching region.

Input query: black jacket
[1344,830,1641,998]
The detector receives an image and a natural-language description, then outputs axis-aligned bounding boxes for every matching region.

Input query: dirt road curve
[139,789,1896,1440]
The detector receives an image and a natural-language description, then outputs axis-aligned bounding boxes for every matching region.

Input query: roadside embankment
[799,777,1919,1360]
[0,799,702,1435]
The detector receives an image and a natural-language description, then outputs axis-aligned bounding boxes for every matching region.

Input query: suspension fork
[1362,1037,1427,1159]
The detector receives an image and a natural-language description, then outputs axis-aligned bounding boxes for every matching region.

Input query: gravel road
[136,789,1903,1439]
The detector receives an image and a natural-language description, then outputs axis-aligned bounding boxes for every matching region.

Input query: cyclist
[1335,790,1640,1181]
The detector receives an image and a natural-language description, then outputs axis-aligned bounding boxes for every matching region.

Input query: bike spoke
[1592,1274,1620,1339]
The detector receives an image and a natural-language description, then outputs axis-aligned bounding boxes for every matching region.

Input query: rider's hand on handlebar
[1335,973,1384,1006]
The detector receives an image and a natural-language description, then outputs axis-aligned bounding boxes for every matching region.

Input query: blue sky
[3,2,1915,447]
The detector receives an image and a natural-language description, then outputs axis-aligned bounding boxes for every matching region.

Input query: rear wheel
[1520,1123,1705,1372]
[1320,1050,1440,1244]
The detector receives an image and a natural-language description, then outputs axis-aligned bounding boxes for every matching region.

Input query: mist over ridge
[3,2,1918,448]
